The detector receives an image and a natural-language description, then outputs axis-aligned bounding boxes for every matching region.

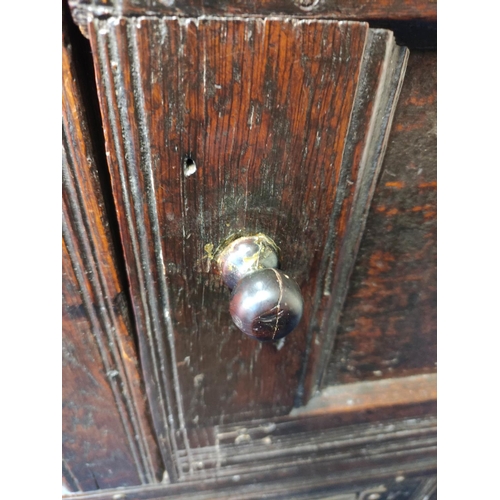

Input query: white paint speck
[184,163,197,177]
[194,373,205,387]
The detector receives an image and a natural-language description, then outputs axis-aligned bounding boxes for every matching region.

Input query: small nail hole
[183,156,197,177]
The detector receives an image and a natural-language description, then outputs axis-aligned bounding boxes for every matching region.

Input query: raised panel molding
[62,393,436,498]
[62,23,162,491]
[87,15,407,480]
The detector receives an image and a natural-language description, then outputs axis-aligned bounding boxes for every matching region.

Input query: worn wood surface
[65,473,437,500]
[292,373,436,416]
[88,16,407,474]
[69,0,436,39]
[62,19,163,491]
[325,51,437,386]
[62,382,436,498]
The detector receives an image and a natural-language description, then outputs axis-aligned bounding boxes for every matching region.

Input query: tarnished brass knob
[216,234,303,341]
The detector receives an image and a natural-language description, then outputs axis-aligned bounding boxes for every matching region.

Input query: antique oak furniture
[62,0,436,497]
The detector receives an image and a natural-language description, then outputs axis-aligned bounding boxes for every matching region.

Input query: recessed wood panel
[88,15,407,478]
[325,51,436,386]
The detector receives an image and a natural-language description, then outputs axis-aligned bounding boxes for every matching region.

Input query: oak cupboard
[62,1,436,497]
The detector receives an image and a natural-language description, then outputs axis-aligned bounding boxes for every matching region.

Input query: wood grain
[69,0,436,38]
[325,52,436,386]
[62,386,436,498]
[291,373,436,416]
[88,16,407,472]
[305,25,409,395]
[62,20,163,491]
[65,472,437,500]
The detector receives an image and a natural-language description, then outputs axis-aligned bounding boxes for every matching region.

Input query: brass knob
[216,234,303,341]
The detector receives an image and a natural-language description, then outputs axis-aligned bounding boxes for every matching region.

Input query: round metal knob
[216,234,303,341]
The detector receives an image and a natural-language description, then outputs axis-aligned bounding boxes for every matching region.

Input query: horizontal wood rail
[292,373,437,416]
[64,375,436,500]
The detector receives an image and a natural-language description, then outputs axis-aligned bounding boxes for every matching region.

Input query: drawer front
[88,16,407,480]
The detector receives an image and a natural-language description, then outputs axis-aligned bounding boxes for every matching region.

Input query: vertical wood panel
[88,16,407,474]
[62,24,163,490]
[310,28,410,392]
[325,52,436,386]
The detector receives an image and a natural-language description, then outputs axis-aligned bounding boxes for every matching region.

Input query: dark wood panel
[65,473,437,500]
[292,373,436,416]
[62,21,163,491]
[88,16,408,474]
[325,51,437,386]
[69,0,436,38]
[62,381,436,499]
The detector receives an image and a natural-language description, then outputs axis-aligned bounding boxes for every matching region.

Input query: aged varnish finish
[69,0,436,36]
[87,17,408,471]
[62,19,162,491]
[326,51,437,386]
[64,375,436,499]
[63,0,436,497]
